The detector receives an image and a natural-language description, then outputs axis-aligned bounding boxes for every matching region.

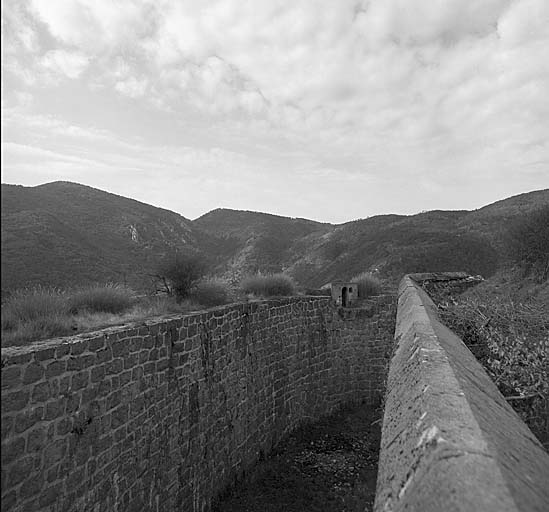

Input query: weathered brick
[8,455,35,486]
[14,406,43,434]
[97,348,113,363]
[44,398,65,421]
[70,341,88,355]
[31,381,50,403]
[1,366,21,389]
[55,344,70,357]
[20,474,42,500]
[1,415,13,440]
[111,404,129,429]
[22,363,44,385]
[112,340,130,358]
[106,358,123,375]
[43,438,66,465]
[91,365,106,383]
[2,436,25,465]
[65,393,81,414]
[71,371,89,391]
[39,482,63,507]
[34,347,56,362]
[88,336,106,351]
[26,426,47,452]
[45,360,66,378]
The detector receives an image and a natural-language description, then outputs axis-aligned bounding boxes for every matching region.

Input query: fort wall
[1,295,395,512]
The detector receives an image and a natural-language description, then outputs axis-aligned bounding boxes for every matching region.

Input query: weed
[241,273,296,297]
[351,272,382,298]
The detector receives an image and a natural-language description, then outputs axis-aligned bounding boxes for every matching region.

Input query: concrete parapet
[375,273,549,512]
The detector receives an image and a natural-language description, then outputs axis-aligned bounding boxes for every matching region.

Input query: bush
[191,280,230,307]
[352,272,382,298]
[506,205,549,280]
[156,253,206,301]
[432,289,549,447]
[241,273,296,297]
[1,287,68,330]
[67,284,133,314]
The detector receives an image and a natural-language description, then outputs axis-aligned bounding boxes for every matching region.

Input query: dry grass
[190,279,230,307]
[1,287,205,347]
[431,281,549,447]
[67,284,133,314]
[241,273,296,297]
[351,272,383,298]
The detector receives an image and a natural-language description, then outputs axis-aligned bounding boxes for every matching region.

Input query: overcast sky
[1,0,548,223]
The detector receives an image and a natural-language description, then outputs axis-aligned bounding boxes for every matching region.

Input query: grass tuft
[67,284,133,314]
[241,273,296,297]
[191,280,230,307]
[351,272,383,298]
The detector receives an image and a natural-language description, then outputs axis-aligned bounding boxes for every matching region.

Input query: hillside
[1,182,215,294]
[2,182,548,294]
[194,208,331,281]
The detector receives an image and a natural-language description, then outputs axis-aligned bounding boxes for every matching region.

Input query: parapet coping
[374,273,549,512]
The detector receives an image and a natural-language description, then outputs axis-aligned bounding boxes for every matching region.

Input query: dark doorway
[342,287,348,307]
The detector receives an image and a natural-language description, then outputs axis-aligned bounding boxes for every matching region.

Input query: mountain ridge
[2,181,548,293]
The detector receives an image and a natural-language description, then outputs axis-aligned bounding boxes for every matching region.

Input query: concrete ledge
[375,274,549,512]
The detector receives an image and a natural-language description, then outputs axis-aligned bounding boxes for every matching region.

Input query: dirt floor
[213,403,382,512]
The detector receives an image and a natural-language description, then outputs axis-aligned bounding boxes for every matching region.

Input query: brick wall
[1,295,396,512]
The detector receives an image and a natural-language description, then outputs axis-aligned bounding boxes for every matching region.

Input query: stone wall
[375,275,549,512]
[1,295,396,512]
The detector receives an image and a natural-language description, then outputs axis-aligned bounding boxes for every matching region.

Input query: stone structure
[1,295,395,512]
[375,274,549,512]
[330,281,359,307]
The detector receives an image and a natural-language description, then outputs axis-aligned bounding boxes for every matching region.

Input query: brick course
[1,295,395,512]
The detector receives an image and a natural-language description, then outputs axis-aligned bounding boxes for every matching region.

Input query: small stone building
[330,281,358,307]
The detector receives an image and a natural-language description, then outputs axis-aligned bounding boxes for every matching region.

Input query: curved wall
[375,275,549,512]
[1,296,395,512]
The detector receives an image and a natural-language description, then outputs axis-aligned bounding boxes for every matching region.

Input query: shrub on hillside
[505,205,549,281]
[352,272,382,298]
[156,253,206,301]
[241,273,296,297]
[67,284,133,314]
[434,291,549,447]
[191,280,230,307]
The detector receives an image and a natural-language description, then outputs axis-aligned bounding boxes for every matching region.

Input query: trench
[213,402,382,512]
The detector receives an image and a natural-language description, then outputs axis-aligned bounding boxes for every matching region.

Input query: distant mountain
[1,182,208,293]
[2,181,548,294]
[194,208,331,282]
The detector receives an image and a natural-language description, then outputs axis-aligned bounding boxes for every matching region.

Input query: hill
[2,182,548,294]
[1,182,211,294]
[194,209,331,282]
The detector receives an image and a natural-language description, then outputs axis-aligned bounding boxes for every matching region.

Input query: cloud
[114,76,148,98]
[41,49,89,79]
[2,0,548,221]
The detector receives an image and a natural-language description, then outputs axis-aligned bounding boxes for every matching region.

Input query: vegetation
[155,253,206,301]
[1,285,202,347]
[67,284,133,314]
[351,272,383,298]
[190,279,230,307]
[431,280,548,446]
[505,205,549,281]
[241,273,296,297]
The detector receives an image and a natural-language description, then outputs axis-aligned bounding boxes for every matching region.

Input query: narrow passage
[214,403,382,512]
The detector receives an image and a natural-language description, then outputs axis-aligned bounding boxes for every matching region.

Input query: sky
[1,0,548,223]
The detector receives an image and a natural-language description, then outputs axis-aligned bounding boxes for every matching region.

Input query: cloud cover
[2,0,548,221]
